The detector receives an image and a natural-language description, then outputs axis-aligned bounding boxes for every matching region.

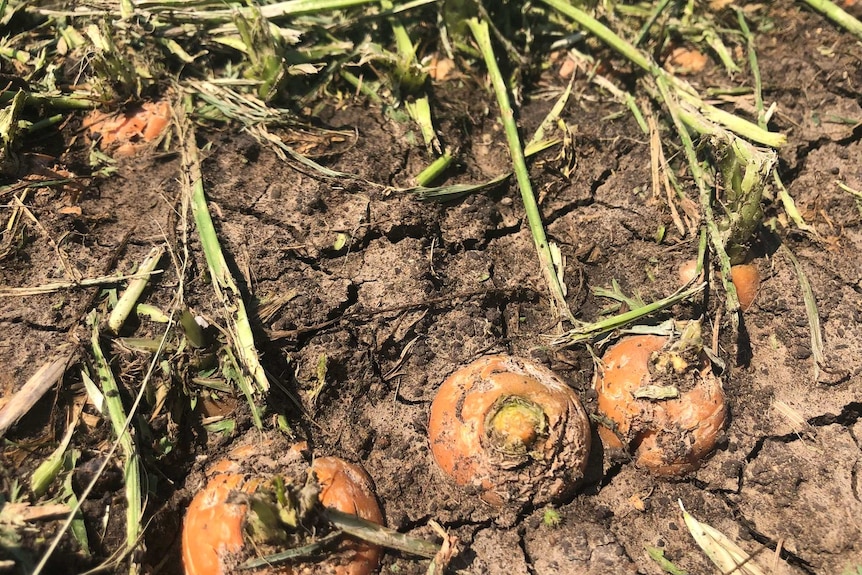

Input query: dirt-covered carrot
[311,457,384,575]
[594,328,727,476]
[428,355,591,506]
[729,264,760,311]
[83,100,170,156]
[182,444,383,575]
[678,259,760,311]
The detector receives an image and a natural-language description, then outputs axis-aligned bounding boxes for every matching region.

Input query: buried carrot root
[678,259,761,311]
[729,264,760,311]
[83,100,171,157]
[182,443,383,575]
[594,327,727,477]
[428,355,591,506]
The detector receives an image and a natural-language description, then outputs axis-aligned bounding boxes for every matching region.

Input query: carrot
[678,259,760,311]
[83,100,171,157]
[595,333,727,476]
[428,355,591,506]
[182,447,383,575]
[312,457,384,575]
[729,264,760,311]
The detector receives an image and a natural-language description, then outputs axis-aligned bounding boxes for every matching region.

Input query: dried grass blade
[0,270,162,297]
[0,353,72,438]
[780,245,825,380]
[679,501,767,575]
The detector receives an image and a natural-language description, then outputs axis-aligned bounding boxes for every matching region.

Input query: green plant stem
[415,150,453,187]
[553,282,705,347]
[179,121,271,398]
[739,10,818,237]
[33,318,175,575]
[324,508,440,558]
[540,0,650,70]
[90,319,142,573]
[799,0,862,40]
[538,0,785,148]
[736,11,765,126]
[0,90,96,109]
[634,0,673,47]
[108,246,165,334]
[653,73,741,328]
[467,17,573,323]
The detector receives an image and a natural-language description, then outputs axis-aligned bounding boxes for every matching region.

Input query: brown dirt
[2,2,862,574]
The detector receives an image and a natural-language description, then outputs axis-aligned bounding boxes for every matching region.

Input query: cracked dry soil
[2,2,862,574]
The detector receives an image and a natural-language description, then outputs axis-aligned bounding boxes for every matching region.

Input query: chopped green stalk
[240,532,344,569]
[799,0,862,40]
[467,17,573,323]
[233,7,287,101]
[405,97,439,151]
[339,70,383,103]
[381,0,435,149]
[108,246,165,334]
[701,27,740,74]
[178,121,271,400]
[0,45,31,64]
[675,90,786,148]
[652,74,741,326]
[736,11,765,126]
[324,508,440,558]
[634,0,673,47]
[591,75,649,134]
[738,11,818,237]
[414,150,453,187]
[0,90,95,109]
[63,486,90,557]
[714,135,776,264]
[223,346,264,429]
[250,0,381,19]
[406,135,560,200]
[135,303,170,323]
[539,0,785,148]
[646,546,688,575]
[539,0,650,70]
[35,317,175,575]
[553,282,705,347]
[30,413,78,497]
[179,309,207,348]
[0,90,26,173]
[836,180,862,198]
[528,77,574,149]
[592,279,646,310]
[90,315,143,574]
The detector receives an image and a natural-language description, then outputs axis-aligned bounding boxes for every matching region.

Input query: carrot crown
[485,396,548,456]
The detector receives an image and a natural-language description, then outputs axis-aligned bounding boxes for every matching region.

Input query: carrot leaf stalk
[466,17,574,324]
[177,116,270,428]
[713,135,776,265]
